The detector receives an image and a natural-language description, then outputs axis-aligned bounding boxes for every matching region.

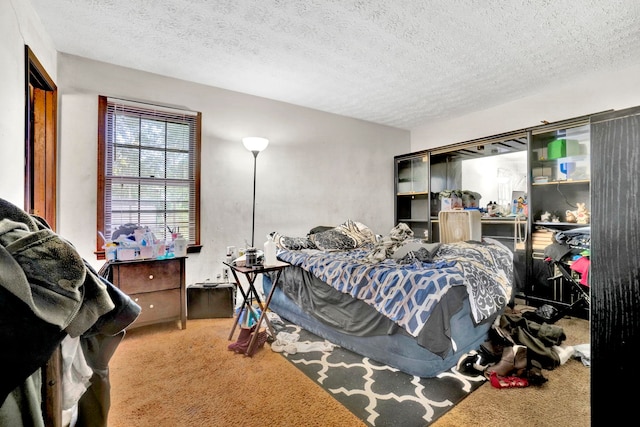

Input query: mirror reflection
[430,136,528,216]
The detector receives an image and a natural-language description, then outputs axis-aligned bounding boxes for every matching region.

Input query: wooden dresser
[110,257,187,329]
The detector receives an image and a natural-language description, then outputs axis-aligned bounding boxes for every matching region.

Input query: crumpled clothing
[61,335,93,420]
[554,227,590,249]
[364,223,414,263]
[396,247,434,265]
[498,313,566,370]
[570,256,590,286]
[543,242,573,262]
[573,343,591,367]
[552,345,575,365]
[0,199,115,335]
[270,331,337,354]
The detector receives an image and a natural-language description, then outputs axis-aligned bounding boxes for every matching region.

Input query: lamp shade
[242,137,269,152]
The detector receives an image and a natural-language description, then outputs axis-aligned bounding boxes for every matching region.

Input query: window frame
[96,95,201,259]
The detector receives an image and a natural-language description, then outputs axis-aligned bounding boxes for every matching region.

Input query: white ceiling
[29,0,640,130]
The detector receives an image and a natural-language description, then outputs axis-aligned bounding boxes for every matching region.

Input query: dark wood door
[25,46,57,230]
[590,105,640,420]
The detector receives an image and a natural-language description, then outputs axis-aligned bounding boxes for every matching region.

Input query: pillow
[335,219,377,247]
[391,241,441,260]
[307,225,334,236]
[271,231,316,251]
[309,228,357,251]
[395,247,435,265]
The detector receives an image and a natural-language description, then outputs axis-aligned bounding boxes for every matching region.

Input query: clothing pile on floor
[270,330,337,354]
[456,310,580,389]
[266,312,337,355]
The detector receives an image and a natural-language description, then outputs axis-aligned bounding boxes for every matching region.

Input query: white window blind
[103,98,199,245]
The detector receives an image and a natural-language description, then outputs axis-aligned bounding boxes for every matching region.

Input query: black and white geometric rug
[272,322,486,427]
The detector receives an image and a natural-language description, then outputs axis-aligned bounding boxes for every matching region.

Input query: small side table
[224,260,290,356]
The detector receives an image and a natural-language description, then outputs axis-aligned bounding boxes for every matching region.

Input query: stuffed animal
[565,210,577,223]
[575,202,590,224]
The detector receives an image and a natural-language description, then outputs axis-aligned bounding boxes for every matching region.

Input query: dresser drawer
[129,289,181,327]
[108,257,186,330]
[112,258,181,294]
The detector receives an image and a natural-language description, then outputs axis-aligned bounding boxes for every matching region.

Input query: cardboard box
[187,283,235,319]
[532,166,553,179]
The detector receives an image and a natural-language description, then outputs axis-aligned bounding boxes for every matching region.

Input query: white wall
[56,54,410,283]
[0,0,57,206]
[411,63,640,151]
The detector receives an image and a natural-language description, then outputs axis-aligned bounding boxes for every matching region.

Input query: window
[97,96,201,258]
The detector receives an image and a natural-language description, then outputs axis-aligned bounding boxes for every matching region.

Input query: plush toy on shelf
[566,202,590,224]
[565,210,577,223]
[575,202,590,224]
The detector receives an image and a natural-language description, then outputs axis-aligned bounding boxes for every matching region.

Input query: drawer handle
[149,274,154,280]
[149,304,154,309]
[134,298,139,302]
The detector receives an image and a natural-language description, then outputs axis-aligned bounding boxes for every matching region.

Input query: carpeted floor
[108,310,590,427]
[108,317,365,427]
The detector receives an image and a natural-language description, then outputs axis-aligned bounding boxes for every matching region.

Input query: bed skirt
[262,275,496,378]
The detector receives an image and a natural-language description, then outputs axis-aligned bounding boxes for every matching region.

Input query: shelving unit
[524,121,591,316]
[394,119,594,312]
[394,151,429,238]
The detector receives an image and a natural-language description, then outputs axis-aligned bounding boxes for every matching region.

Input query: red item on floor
[489,372,529,389]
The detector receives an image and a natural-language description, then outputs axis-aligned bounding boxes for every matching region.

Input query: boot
[474,346,498,372]
[513,345,528,376]
[526,360,548,386]
[228,326,253,352]
[485,345,528,378]
[244,330,269,356]
[479,340,503,365]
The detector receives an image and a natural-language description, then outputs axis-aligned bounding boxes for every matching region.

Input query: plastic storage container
[547,139,579,160]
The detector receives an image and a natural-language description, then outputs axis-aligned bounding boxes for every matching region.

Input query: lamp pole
[250,150,259,247]
[242,136,269,248]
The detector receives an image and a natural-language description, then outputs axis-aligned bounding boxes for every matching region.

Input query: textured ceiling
[29,0,640,130]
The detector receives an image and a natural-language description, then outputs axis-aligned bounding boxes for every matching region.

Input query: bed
[262,220,514,378]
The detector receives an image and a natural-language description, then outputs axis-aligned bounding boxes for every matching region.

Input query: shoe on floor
[456,350,484,377]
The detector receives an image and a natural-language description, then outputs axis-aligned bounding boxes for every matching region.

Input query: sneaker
[473,348,495,372]
[456,350,483,377]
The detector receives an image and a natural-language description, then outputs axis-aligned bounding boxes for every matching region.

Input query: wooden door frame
[25,45,57,230]
[24,45,61,427]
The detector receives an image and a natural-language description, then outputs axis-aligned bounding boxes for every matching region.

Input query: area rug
[270,320,485,427]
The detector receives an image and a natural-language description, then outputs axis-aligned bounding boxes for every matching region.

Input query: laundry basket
[438,210,482,243]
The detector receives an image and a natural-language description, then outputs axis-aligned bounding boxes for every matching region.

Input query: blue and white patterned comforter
[276,238,513,338]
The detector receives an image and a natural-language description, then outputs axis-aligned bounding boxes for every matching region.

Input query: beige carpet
[108,311,590,427]
[108,318,366,427]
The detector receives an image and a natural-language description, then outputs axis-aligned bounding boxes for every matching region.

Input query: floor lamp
[242,136,269,247]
